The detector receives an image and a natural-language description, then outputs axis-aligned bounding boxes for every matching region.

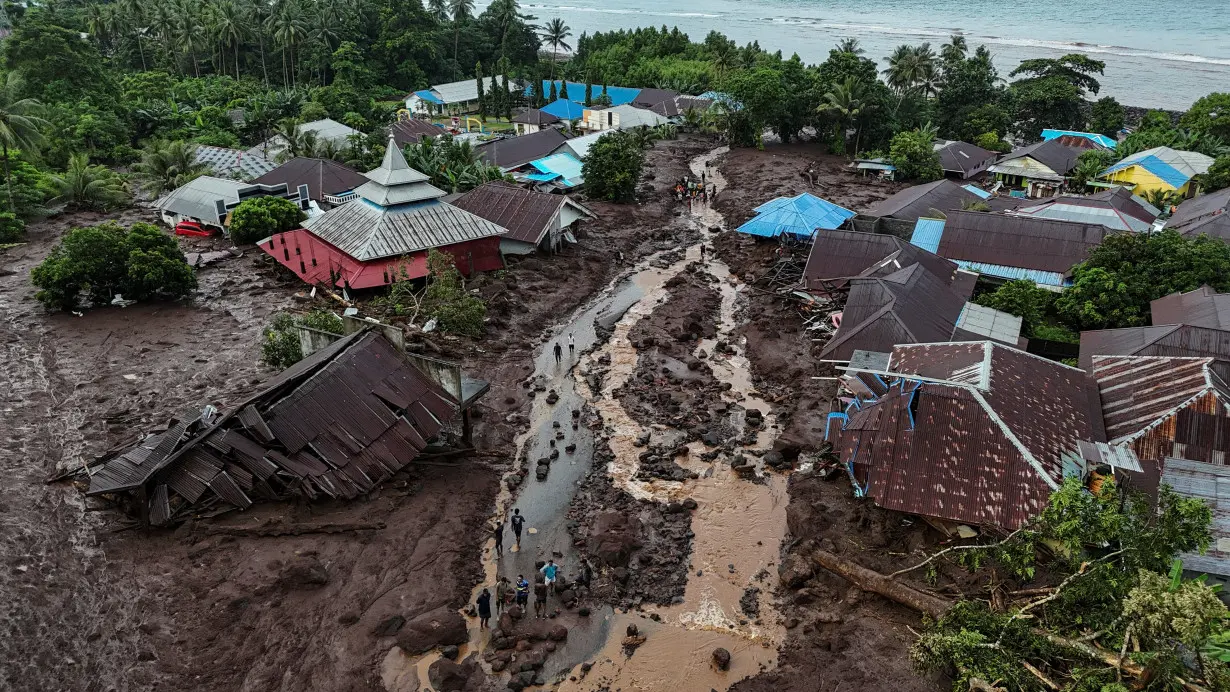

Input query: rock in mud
[778,552,815,589]
[712,647,731,671]
[590,511,641,567]
[548,624,568,641]
[277,557,329,590]
[394,606,469,654]
[441,644,460,660]
[427,656,468,691]
[372,615,405,637]
[740,587,761,617]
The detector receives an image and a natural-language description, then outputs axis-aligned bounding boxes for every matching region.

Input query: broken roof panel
[861,179,980,222]
[1151,286,1230,329]
[737,193,854,238]
[1092,355,1230,443]
[87,331,462,524]
[833,341,1104,528]
[802,228,960,292]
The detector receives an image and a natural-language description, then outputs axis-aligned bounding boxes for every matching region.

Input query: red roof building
[260,137,509,289]
[826,341,1105,528]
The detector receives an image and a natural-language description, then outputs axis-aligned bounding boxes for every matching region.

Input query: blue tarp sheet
[529,153,584,187]
[737,193,855,238]
[540,99,587,120]
[962,184,991,199]
[909,218,946,252]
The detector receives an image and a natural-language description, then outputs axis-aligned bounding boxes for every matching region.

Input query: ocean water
[490,0,1230,110]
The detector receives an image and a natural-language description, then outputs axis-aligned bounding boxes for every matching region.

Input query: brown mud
[0,137,714,692]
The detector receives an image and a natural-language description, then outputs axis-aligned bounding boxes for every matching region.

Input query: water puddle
[382,145,788,691]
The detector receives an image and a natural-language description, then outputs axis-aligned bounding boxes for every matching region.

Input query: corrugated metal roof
[935,140,997,178]
[513,108,561,125]
[194,146,275,180]
[832,341,1104,528]
[861,179,980,221]
[995,139,1084,178]
[532,82,640,106]
[390,119,445,146]
[302,198,508,261]
[540,99,587,120]
[1168,188,1230,233]
[963,184,991,199]
[1102,146,1214,189]
[737,193,854,238]
[909,218,945,252]
[1041,129,1118,150]
[413,89,443,105]
[251,157,367,202]
[601,104,669,129]
[819,263,969,360]
[803,228,960,292]
[1151,286,1230,329]
[429,75,511,104]
[1079,324,1230,370]
[477,128,570,170]
[956,303,1023,344]
[954,260,1068,287]
[452,182,593,245]
[529,153,584,187]
[1160,458,1230,576]
[936,210,1109,275]
[152,176,248,226]
[87,331,463,523]
[1092,355,1230,443]
[554,131,609,160]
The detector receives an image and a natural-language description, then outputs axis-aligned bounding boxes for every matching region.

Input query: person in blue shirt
[540,559,559,594]
[515,575,530,610]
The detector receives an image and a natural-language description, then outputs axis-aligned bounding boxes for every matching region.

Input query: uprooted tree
[808,478,1229,691]
[260,309,345,369]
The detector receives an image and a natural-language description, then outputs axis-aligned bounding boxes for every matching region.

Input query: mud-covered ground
[0,136,713,692]
[707,144,951,692]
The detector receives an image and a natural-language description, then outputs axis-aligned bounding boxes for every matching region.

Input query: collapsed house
[451,182,596,255]
[85,330,484,525]
[826,341,1107,529]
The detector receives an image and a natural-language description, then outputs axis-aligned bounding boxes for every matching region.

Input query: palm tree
[244,0,271,87]
[49,154,129,211]
[132,140,208,197]
[450,0,476,81]
[177,5,208,77]
[835,38,863,56]
[212,0,246,79]
[540,18,571,83]
[941,34,967,66]
[308,4,340,85]
[711,43,734,82]
[489,0,522,54]
[428,0,449,22]
[269,1,307,87]
[118,0,148,70]
[820,77,872,155]
[0,73,48,213]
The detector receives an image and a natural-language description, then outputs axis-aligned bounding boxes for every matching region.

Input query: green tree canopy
[581,129,644,203]
[1180,92,1230,141]
[888,126,941,181]
[1088,95,1125,138]
[229,196,306,244]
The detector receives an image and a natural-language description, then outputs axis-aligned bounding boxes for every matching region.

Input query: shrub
[229,196,305,244]
[259,309,344,368]
[423,248,486,337]
[888,128,942,182]
[1205,156,1230,192]
[30,221,196,310]
[0,212,25,243]
[581,130,645,203]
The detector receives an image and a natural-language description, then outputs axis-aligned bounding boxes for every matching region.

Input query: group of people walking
[477,508,594,629]
[675,174,714,205]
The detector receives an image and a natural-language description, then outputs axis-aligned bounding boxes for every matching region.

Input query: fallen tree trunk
[807,548,1213,692]
[810,548,952,618]
[203,521,386,537]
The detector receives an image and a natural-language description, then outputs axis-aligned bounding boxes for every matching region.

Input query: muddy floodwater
[386,146,791,691]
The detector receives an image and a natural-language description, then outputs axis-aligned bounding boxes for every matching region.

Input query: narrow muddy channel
[386,146,790,691]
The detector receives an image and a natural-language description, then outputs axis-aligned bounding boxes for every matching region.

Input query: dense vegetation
[30,221,197,310]
[228,195,305,244]
[260,308,345,368]
[581,129,645,202]
[913,478,1227,691]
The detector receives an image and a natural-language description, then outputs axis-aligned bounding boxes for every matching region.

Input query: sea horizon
[488,0,1230,111]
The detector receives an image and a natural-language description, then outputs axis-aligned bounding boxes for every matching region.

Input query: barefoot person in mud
[553,341,563,364]
[533,579,548,618]
[476,588,492,629]
[540,559,559,594]
[511,508,525,548]
[495,576,510,615]
[515,575,530,610]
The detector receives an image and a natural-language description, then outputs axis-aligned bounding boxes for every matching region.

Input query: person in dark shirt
[494,576,510,615]
[515,575,530,609]
[553,342,563,363]
[476,588,492,629]
[493,520,504,557]
[533,579,548,618]
[510,509,525,549]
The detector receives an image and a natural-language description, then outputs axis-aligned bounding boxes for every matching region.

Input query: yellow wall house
[1099,146,1214,198]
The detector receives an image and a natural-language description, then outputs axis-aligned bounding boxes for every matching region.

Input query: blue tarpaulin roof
[525,172,560,182]
[737,193,855,238]
[530,82,640,107]
[529,153,584,187]
[909,218,947,252]
[962,184,991,199]
[1041,129,1117,150]
[540,98,587,120]
[414,89,443,105]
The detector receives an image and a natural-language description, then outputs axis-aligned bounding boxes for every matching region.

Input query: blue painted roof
[1041,129,1117,150]
[529,153,584,187]
[954,260,1069,287]
[540,98,587,120]
[737,193,855,238]
[1103,154,1191,189]
[529,82,640,107]
[962,184,991,199]
[414,89,443,105]
[909,218,946,252]
[525,172,560,182]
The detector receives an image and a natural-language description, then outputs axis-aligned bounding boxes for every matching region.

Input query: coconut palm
[49,154,129,211]
[269,1,308,87]
[820,77,872,155]
[0,73,48,213]
[177,6,209,77]
[835,37,863,56]
[308,5,340,84]
[711,43,734,82]
[118,0,148,70]
[884,43,935,95]
[489,0,523,51]
[211,0,247,79]
[450,0,475,81]
[428,0,449,22]
[132,140,209,197]
[941,34,967,66]
[540,18,571,83]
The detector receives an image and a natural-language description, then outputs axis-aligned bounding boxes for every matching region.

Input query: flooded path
[384,145,790,691]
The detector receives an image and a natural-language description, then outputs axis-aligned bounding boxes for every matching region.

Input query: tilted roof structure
[1102,147,1214,190]
[829,341,1105,528]
[193,145,276,180]
[737,193,854,238]
[477,128,570,170]
[1092,355,1230,444]
[1010,187,1160,232]
[1041,129,1118,150]
[390,118,445,146]
[802,228,961,293]
[934,140,997,178]
[512,108,562,126]
[861,179,981,222]
[1166,188,1230,240]
[452,182,594,246]
[1151,286,1230,330]
[251,157,368,202]
[1078,324,1230,370]
[989,139,1086,181]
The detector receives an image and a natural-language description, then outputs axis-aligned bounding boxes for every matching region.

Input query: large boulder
[590,511,642,567]
[277,557,329,590]
[394,606,468,654]
[712,647,731,671]
[427,657,468,692]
